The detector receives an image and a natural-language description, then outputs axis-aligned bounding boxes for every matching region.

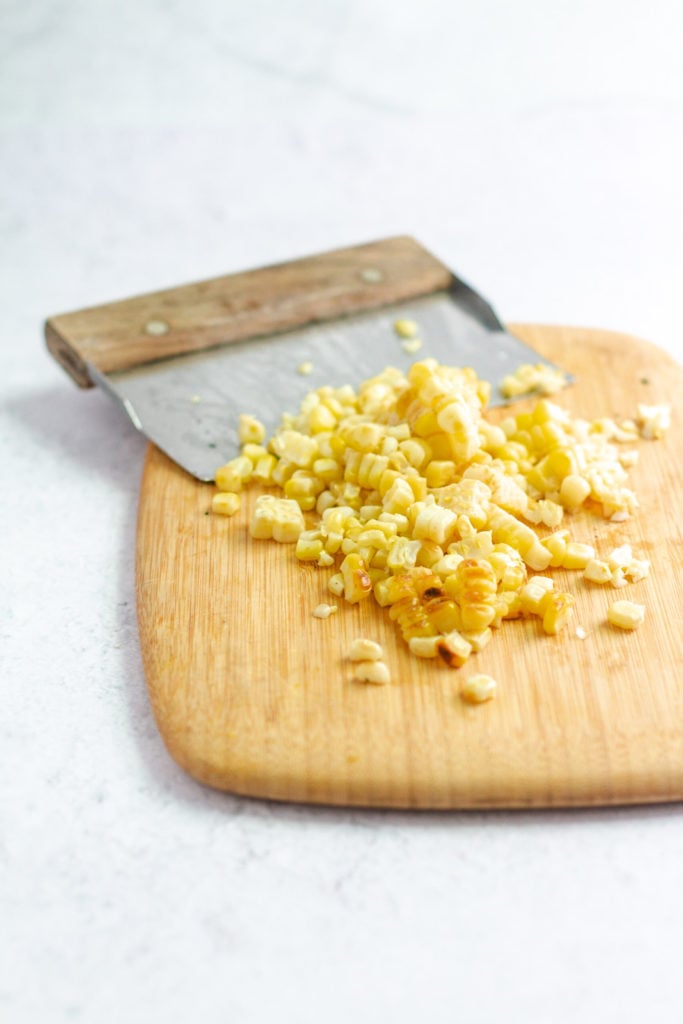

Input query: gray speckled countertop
[3,2,683,1022]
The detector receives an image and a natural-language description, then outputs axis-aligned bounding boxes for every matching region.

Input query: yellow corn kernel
[636,403,671,439]
[284,471,325,511]
[249,494,305,543]
[415,539,444,568]
[307,403,337,433]
[250,453,277,484]
[542,591,575,635]
[215,455,253,493]
[607,600,645,630]
[583,558,612,584]
[348,638,384,661]
[408,635,441,658]
[425,460,456,488]
[354,660,391,685]
[237,414,266,445]
[211,491,241,516]
[520,576,554,616]
[328,572,345,597]
[488,507,551,571]
[340,553,373,604]
[561,542,595,570]
[437,631,472,668]
[312,457,341,482]
[382,477,415,514]
[559,473,591,510]
[399,438,432,469]
[412,504,459,546]
[461,673,497,704]
[393,317,418,338]
[386,537,422,573]
[389,595,437,641]
[460,627,493,653]
[270,430,318,467]
[543,529,569,567]
[271,458,296,487]
[241,442,268,464]
[295,530,324,561]
[448,558,497,631]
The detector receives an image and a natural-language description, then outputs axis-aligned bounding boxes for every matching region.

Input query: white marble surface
[3,2,683,1022]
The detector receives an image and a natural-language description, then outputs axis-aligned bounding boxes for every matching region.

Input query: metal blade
[90,290,570,481]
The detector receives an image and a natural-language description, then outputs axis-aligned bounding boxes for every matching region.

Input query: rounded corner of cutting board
[135,324,683,809]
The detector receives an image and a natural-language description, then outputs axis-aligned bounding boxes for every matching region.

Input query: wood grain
[136,325,683,808]
[45,236,453,387]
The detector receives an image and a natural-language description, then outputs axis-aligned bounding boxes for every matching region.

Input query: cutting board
[136,323,683,808]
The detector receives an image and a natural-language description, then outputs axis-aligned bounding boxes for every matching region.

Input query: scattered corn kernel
[607,600,645,630]
[249,494,305,543]
[393,318,419,339]
[348,638,384,661]
[211,491,241,516]
[237,414,266,445]
[312,603,338,618]
[461,673,497,704]
[354,660,391,685]
[297,360,314,376]
[402,337,423,355]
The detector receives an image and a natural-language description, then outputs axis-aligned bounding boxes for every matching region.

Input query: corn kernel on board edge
[136,324,683,809]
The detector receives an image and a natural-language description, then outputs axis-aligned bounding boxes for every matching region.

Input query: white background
[2,2,683,1022]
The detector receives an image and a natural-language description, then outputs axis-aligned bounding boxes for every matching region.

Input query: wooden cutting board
[136,324,683,808]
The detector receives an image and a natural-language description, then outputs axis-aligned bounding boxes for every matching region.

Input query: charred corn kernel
[348,638,384,661]
[520,576,554,616]
[560,474,591,509]
[607,600,645,630]
[211,491,241,516]
[237,414,266,445]
[583,558,612,584]
[437,631,472,668]
[270,430,318,467]
[393,318,418,338]
[295,531,324,561]
[340,553,373,603]
[412,504,458,546]
[561,542,595,570]
[312,603,337,618]
[354,660,391,685]
[249,494,305,542]
[542,591,575,635]
[448,558,498,631]
[215,455,253,492]
[408,635,441,658]
[389,594,437,641]
[461,673,497,704]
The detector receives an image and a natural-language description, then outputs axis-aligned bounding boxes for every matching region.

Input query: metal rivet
[360,267,384,283]
[144,319,170,336]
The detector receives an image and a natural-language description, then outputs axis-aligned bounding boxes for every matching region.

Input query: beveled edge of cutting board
[135,324,683,809]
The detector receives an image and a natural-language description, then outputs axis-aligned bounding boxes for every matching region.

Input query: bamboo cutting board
[136,324,683,808]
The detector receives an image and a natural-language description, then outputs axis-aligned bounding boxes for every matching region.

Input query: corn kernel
[354,660,391,685]
[607,600,645,630]
[408,635,441,658]
[393,318,418,338]
[340,552,373,603]
[237,414,266,445]
[461,673,497,704]
[312,603,337,618]
[348,638,384,661]
[437,631,472,668]
[211,491,241,516]
[249,494,305,543]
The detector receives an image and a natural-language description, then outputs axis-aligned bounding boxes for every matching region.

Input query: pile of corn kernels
[213,355,670,699]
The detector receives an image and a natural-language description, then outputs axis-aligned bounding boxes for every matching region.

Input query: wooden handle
[45,236,453,388]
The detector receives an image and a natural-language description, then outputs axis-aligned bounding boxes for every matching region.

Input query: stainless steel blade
[90,290,570,481]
